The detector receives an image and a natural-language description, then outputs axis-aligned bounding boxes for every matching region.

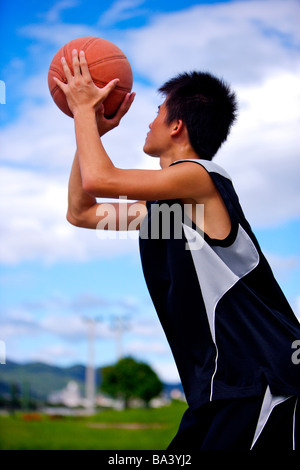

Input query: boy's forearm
[67,150,147,230]
[67,150,97,225]
[73,109,115,195]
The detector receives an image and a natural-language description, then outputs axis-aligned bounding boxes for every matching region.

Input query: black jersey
[139,159,300,410]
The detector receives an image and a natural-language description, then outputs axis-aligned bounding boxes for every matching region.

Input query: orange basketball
[48,36,133,118]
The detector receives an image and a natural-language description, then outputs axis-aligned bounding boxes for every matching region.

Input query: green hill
[0,360,91,400]
[0,360,184,403]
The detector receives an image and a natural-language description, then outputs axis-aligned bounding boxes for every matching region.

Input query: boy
[54,49,300,450]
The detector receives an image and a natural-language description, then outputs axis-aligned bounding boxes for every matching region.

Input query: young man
[54,50,300,450]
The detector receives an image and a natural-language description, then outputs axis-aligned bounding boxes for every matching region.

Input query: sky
[0,0,299,384]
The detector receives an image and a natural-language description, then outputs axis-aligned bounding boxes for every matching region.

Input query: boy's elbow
[66,209,82,227]
[81,179,98,196]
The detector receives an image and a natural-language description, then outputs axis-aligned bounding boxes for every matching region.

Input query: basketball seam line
[88,55,127,67]
[93,79,131,92]
[83,37,98,50]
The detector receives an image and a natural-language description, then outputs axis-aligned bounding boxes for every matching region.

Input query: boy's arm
[74,106,214,202]
[55,50,215,207]
[67,151,147,230]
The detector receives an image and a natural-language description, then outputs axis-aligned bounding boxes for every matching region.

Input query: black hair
[158,71,238,160]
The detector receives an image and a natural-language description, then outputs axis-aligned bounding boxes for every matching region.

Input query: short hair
[158,71,238,160]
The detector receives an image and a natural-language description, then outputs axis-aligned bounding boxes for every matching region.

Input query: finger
[113,92,136,120]
[72,49,81,77]
[53,76,68,94]
[79,50,91,82]
[103,92,135,128]
[122,92,136,112]
[100,78,120,101]
[95,104,105,123]
[61,56,73,82]
[97,103,105,115]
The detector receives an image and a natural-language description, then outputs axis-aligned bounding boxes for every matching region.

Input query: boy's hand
[96,91,135,136]
[54,49,135,134]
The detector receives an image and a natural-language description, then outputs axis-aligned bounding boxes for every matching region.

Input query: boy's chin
[143,145,159,158]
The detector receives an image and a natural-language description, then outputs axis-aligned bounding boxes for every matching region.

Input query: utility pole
[83,317,101,414]
[111,314,130,360]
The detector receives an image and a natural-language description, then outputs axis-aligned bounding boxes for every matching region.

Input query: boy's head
[158,71,238,160]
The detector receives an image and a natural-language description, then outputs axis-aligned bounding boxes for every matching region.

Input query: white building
[48,381,84,407]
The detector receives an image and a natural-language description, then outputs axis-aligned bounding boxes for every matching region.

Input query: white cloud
[0,104,75,170]
[28,344,78,364]
[152,360,180,384]
[122,0,300,227]
[40,313,115,340]
[126,340,169,355]
[0,82,159,265]
[0,309,39,338]
[0,165,140,264]
[215,71,300,227]
[0,80,157,172]
[130,319,164,338]
[124,0,300,86]
[43,0,80,23]
[99,0,146,27]
[1,291,159,342]
[1,294,176,377]
[20,22,99,49]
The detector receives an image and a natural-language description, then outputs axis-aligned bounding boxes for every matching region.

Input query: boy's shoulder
[170,158,232,181]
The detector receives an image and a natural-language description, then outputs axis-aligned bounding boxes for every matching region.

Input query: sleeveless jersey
[139,159,300,410]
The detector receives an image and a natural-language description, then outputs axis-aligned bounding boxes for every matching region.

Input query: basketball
[48,36,133,118]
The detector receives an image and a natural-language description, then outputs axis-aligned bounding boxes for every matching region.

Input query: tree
[101,357,163,408]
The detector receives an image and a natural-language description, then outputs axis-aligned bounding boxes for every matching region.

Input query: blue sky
[0,0,299,383]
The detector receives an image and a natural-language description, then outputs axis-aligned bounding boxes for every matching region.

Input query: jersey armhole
[170,159,239,247]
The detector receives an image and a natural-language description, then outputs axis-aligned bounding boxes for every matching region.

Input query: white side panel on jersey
[250,386,291,449]
[183,223,260,400]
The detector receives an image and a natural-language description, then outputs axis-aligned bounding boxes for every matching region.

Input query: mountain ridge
[0,359,183,401]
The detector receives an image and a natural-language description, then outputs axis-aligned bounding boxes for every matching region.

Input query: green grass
[0,401,187,450]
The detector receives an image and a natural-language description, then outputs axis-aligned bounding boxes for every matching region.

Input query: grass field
[0,401,187,450]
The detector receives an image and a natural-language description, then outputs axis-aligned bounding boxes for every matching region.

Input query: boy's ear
[170,119,184,136]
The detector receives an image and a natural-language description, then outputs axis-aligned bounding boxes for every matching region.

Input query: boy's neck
[159,146,199,169]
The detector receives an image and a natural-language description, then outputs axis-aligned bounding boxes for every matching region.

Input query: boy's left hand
[95,90,135,136]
